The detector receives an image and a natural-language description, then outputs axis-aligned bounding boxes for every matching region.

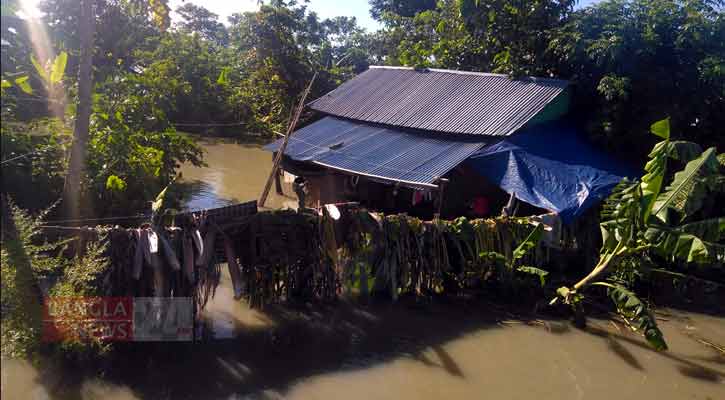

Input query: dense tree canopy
[1,0,723,217]
[1,0,371,217]
[175,2,228,45]
[372,0,724,158]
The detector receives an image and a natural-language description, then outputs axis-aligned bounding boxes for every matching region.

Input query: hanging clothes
[412,190,425,206]
[183,234,195,284]
[196,229,216,267]
[191,229,203,257]
[133,228,148,280]
[159,232,181,271]
[223,236,244,299]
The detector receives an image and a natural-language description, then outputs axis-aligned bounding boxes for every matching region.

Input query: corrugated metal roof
[309,66,568,136]
[264,116,488,188]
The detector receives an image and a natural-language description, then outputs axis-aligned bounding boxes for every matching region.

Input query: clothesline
[2,137,73,165]
[39,205,241,225]
[0,149,46,165]
[172,121,246,127]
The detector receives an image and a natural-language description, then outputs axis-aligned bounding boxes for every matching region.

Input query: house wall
[306,172,348,207]
[523,88,571,128]
[292,164,548,219]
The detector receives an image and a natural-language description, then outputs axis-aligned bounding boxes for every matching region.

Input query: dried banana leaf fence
[58,202,559,317]
[218,206,555,308]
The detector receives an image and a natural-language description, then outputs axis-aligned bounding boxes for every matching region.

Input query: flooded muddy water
[3,299,724,400]
[2,138,724,400]
[176,137,296,211]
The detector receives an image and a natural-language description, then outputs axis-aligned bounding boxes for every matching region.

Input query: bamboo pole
[259,72,318,207]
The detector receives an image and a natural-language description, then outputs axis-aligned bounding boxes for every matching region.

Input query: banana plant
[552,118,724,350]
[480,223,549,286]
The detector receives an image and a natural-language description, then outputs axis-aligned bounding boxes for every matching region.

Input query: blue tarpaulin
[467,123,633,223]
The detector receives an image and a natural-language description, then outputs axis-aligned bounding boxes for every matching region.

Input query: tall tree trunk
[63,0,95,221]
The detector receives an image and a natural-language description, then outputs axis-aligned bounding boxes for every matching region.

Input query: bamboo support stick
[259,72,318,207]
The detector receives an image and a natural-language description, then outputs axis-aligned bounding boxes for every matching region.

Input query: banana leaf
[652,147,719,223]
[595,282,667,351]
[516,265,549,287]
[645,218,725,264]
[512,223,544,262]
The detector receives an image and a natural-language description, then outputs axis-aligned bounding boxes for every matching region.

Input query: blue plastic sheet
[466,123,634,224]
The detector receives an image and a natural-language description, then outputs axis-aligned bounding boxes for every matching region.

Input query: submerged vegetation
[553,118,725,350]
[1,0,723,366]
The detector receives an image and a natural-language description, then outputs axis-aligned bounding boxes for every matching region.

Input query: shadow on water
[606,337,645,371]
[29,297,505,399]
[17,293,724,400]
[7,138,723,399]
[430,345,465,378]
[584,324,725,383]
[677,365,722,382]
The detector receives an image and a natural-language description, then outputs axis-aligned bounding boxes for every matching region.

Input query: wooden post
[259,72,318,207]
[436,178,449,217]
[274,169,283,195]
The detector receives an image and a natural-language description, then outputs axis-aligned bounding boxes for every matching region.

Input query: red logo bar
[42,297,133,342]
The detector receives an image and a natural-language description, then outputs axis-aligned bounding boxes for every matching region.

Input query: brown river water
[2,138,724,399]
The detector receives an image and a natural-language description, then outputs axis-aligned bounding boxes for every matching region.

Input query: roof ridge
[367,65,569,85]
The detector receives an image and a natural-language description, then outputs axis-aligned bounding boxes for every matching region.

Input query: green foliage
[1,119,69,211]
[594,282,668,351]
[516,265,549,287]
[1,201,68,358]
[554,118,723,350]
[458,0,576,76]
[30,51,67,87]
[652,148,720,223]
[49,51,67,84]
[554,0,724,158]
[147,0,170,31]
[477,223,548,287]
[13,75,32,94]
[1,200,114,358]
[175,2,228,45]
[376,0,723,160]
[645,218,725,263]
[151,181,170,214]
[105,175,127,192]
[48,234,114,358]
[512,223,544,261]
[50,238,110,297]
[370,0,437,19]
[85,119,202,216]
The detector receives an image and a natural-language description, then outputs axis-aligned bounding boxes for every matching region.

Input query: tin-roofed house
[265,66,630,223]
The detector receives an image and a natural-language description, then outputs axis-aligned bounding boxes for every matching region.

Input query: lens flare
[19,0,68,120]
